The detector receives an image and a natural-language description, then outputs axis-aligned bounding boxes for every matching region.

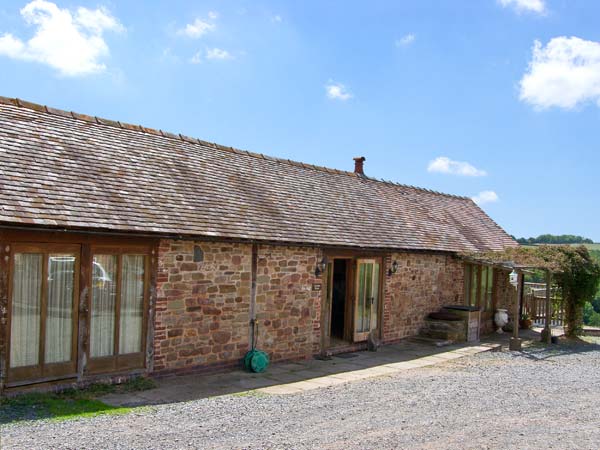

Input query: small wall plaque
[193,245,204,263]
[312,283,322,291]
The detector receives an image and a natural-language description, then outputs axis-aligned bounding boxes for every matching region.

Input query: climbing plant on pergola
[461,245,600,341]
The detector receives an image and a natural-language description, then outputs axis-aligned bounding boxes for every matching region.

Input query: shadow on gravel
[513,335,600,362]
[96,338,499,408]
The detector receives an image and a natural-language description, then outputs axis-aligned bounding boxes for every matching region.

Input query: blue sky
[1,0,599,241]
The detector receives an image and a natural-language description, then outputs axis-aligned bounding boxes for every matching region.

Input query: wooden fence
[523,291,564,326]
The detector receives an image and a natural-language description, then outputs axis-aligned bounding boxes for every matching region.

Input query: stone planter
[494,309,509,333]
[520,318,533,330]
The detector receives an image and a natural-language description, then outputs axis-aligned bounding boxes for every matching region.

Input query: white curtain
[45,255,75,364]
[90,255,117,358]
[119,255,144,354]
[10,253,42,368]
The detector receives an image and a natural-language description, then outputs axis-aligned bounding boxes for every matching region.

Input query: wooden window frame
[86,245,151,374]
[464,263,495,311]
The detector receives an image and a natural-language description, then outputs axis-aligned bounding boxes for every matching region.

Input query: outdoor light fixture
[315,257,327,277]
[388,260,398,276]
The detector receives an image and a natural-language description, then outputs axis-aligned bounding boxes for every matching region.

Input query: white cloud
[472,191,499,206]
[427,157,487,177]
[519,36,600,109]
[189,51,202,64]
[498,0,546,14]
[207,11,219,20]
[160,47,180,64]
[326,82,353,101]
[271,15,282,23]
[178,16,216,38]
[395,33,415,47]
[0,0,123,76]
[189,48,233,64]
[206,48,232,60]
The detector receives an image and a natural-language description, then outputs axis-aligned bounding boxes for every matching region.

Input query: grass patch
[229,389,268,398]
[0,377,156,425]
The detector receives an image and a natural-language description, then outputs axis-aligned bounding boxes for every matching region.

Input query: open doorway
[330,259,348,343]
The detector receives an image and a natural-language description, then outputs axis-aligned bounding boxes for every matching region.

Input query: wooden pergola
[461,249,562,350]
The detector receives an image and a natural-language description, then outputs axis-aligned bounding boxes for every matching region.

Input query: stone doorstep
[256,342,501,396]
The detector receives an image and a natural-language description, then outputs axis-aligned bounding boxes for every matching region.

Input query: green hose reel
[243,348,270,373]
[243,320,270,373]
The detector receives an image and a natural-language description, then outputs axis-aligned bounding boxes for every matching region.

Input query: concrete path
[101,339,501,406]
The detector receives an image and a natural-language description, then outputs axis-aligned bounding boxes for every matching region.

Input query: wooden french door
[353,259,380,342]
[7,244,80,383]
[87,247,149,373]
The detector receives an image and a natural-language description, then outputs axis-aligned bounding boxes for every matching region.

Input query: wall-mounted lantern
[388,260,398,276]
[315,257,327,277]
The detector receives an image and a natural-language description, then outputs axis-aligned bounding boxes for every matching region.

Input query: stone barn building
[0,97,517,391]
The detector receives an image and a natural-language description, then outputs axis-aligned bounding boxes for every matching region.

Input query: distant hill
[514,234,595,245]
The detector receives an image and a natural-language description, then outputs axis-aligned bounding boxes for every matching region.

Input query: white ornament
[494,309,509,334]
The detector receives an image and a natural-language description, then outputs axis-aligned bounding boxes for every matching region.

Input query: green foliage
[589,250,600,262]
[516,234,594,245]
[0,391,130,424]
[583,302,600,327]
[0,377,155,424]
[464,245,600,336]
[525,269,546,283]
[550,246,600,335]
[116,376,156,392]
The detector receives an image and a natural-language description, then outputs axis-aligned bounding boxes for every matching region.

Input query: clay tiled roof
[0,97,517,252]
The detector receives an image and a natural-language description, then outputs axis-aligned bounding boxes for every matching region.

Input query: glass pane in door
[486,268,494,310]
[470,266,478,307]
[479,267,487,310]
[91,255,117,357]
[364,263,373,331]
[355,263,366,332]
[354,261,380,338]
[45,255,76,364]
[119,255,145,354]
[10,253,42,368]
[371,263,380,330]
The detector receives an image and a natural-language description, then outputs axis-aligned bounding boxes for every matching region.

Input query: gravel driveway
[2,341,600,449]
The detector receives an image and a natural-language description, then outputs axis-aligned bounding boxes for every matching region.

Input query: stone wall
[154,240,322,373]
[255,245,322,361]
[494,269,517,317]
[154,239,508,373]
[154,240,252,373]
[382,253,464,342]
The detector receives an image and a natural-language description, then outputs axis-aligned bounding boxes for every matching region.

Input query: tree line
[515,234,594,245]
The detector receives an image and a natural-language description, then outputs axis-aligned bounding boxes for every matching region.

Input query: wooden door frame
[353,258,382,342]
[5,243,81,384]
[320,252,384,349]
[321,257,353,349]
[86,245,151,374]
[0,228,157,387]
